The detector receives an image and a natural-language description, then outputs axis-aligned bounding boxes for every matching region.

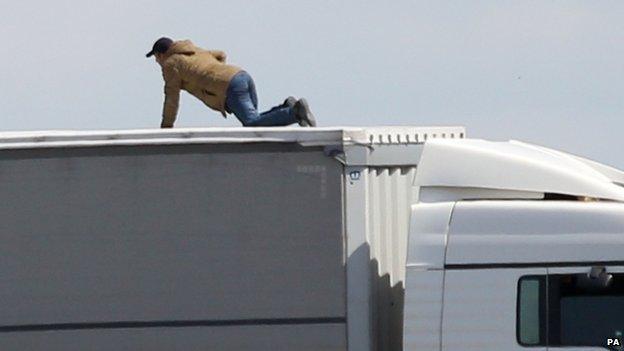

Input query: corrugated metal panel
[366,166,417,351]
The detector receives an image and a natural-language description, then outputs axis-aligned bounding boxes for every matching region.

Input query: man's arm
[161,65,182,128]
[208,50,227,63]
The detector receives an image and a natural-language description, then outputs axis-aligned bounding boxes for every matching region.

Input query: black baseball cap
[146,37,173,58]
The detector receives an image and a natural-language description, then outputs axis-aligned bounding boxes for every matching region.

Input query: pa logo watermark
[607,338,622,349]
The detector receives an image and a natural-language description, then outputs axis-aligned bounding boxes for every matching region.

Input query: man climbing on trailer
[146,37,316,128]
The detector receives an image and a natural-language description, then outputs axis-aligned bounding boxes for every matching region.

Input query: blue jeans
[225,71,297,127]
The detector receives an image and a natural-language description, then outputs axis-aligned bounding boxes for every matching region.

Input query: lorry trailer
[0,126,622,351]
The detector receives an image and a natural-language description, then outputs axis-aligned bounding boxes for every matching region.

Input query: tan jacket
[159,40,242,127]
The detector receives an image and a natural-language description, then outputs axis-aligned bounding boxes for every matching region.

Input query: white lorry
[0,126,622,351]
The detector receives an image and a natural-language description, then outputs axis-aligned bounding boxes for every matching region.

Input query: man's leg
[248,76,259,110]
[225,72,260,126]
[226,72,298,127]
[251,105,298,126]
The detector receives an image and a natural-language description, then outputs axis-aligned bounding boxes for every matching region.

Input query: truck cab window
[517,276,546,346]
[518,272,624,348]
[549,273,624,348]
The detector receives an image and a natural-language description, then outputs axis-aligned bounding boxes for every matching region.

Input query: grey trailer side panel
[0,144,345,347]
[0,324,346,351]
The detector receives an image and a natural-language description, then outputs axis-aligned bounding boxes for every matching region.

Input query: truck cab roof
[416,138,624,202]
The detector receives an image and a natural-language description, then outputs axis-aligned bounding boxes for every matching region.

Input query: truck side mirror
[575,266,613,292]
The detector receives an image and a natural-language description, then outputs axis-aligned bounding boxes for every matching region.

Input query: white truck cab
[405,139,624,351]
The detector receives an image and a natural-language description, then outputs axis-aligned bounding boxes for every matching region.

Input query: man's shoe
[294,98,317,127]
[264,96,298,117]
[283,96,297,108]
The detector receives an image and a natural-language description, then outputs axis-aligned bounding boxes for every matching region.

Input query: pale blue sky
[2,1,623,167]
